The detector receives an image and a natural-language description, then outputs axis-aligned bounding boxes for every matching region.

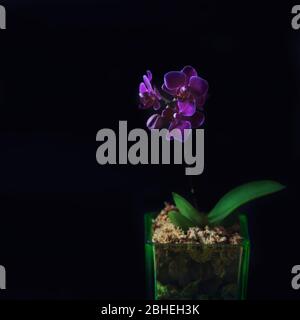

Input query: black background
[0,0,299,299]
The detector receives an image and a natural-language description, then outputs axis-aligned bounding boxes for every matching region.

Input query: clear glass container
[145,212,250,300]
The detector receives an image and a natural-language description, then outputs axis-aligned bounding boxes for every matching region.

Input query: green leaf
[168,210,194,231]
[172,192,207,227]
[207,180,286,225]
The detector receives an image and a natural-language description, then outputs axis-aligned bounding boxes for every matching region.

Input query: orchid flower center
[177,86,190,100]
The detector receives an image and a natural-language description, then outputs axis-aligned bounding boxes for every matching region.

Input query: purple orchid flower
[139,70,161,110]
[147,100,205,141]
[139,66,208,142]
[163,65,208,110]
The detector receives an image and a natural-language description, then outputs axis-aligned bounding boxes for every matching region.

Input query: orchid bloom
[139,66,208,141]
[163,65,208,110]
[139,70,161,110]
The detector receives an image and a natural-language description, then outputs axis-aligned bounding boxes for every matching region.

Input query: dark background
[0,0,299,299]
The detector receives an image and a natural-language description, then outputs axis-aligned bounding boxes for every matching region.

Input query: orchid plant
[138,69,285,230]
[138,66,208,141]
[168,180,285,230]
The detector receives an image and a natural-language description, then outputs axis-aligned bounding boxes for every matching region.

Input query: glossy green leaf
[168,210,194,231]
[172,192,207,227]
[208,180,286,225]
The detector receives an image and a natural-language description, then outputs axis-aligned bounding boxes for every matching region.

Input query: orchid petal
[195,94,207,109]
[189,76,208,96]
[143,74,153,91]
[189,111,205,128]
[146,70,152,81]
[153,100,161,110]
[178,100,196,116]
[147,114,160,129]
[139,82,147,94]
[147,113,169,129]
[182,65,198,81]
[164,71,186,90]
[161,83,177,96]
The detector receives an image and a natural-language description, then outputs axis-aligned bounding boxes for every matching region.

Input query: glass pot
[145,213,250,300]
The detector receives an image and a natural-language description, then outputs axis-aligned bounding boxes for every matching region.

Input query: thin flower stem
[188,175,199,210]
